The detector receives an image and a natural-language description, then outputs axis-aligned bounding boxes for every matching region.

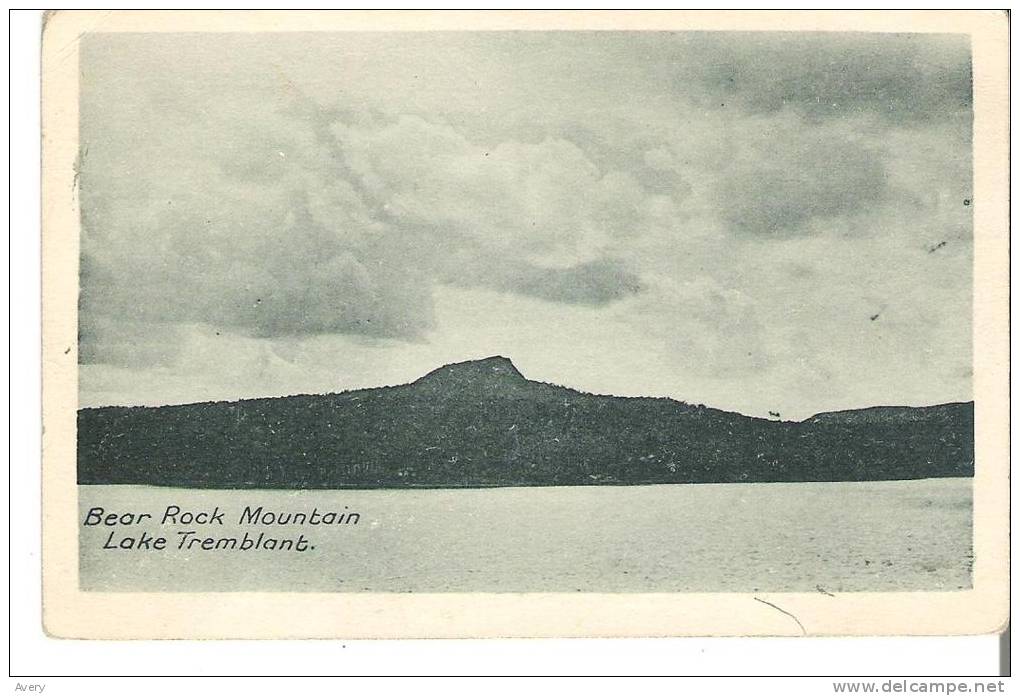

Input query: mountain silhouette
[77,356,974,488]
[413,356,527,392]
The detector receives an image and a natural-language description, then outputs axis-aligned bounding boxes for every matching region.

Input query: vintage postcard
[41,10,1009,638]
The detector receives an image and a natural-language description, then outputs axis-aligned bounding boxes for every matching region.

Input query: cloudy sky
[78,31,973,419]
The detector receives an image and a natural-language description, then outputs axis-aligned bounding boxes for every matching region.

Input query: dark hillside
[77,357,974,488]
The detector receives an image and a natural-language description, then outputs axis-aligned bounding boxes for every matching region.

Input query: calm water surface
[79,478,972,592]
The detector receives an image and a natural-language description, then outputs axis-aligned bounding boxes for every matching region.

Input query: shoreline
[77,475,975,492]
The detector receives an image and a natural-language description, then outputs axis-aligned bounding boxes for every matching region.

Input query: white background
[5,7,1010,689]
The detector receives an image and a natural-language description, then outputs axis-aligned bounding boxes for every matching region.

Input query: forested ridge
[78,356,974,488]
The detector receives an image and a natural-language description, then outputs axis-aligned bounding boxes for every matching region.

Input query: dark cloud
[79,316,184,368]
[716,122,889,237]
[436,244,645,307]
[78,192,438,366]
[683,33,972,123]
[77,113,439,368]
[473,257,644,306]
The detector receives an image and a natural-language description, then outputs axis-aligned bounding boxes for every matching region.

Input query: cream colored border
[41,10,1009,639]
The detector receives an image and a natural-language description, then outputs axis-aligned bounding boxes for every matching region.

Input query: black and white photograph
[38,10,1009,640]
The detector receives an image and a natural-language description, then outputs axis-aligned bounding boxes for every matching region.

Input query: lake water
[79,478,972,593]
